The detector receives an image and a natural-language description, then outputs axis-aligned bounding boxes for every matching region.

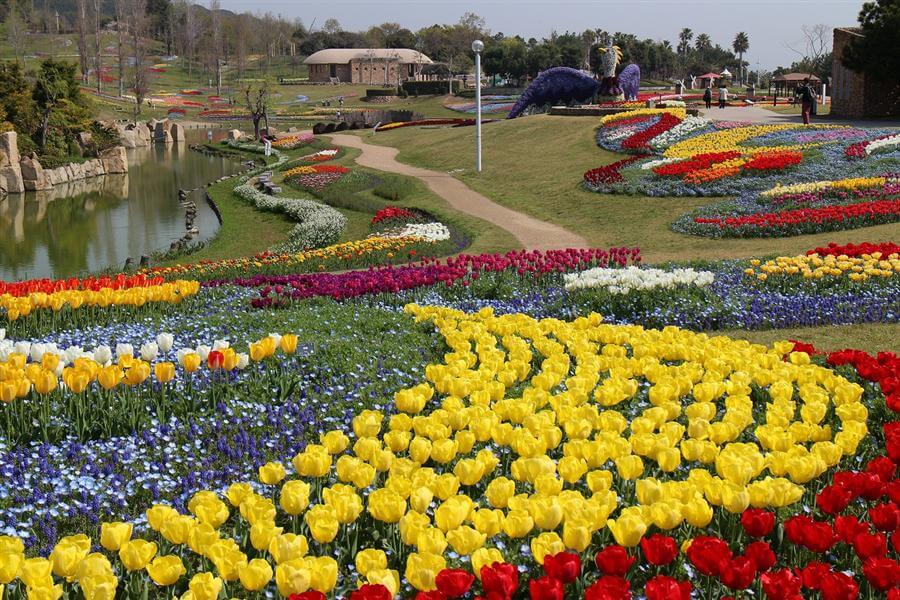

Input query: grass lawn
[358,114,900,263]
[723,323,900,354]
[761,102,832,116]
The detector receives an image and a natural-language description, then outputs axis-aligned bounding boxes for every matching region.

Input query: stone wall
[0,130,129,195]
[831,28,900,118]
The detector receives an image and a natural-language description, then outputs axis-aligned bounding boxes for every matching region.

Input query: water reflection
[0,140,237,281]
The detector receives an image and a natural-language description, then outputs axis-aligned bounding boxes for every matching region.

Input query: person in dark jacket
[703,86,712,109]
[797,77,816,124]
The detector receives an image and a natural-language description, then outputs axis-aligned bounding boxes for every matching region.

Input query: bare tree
[243,82,269,140]
[5,0,28,65]
[785,24,832,72]
[208,0,222,94]
[75,0,90,82]
[129,0,150,120]
[93,0,102,93]
[233,13,248,80]
[114,0,127,97]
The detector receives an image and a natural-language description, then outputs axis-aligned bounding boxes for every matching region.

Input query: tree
[733,32,749,84]
[842,0,900,82]
[114,0,128,97]
[207,0,222,94]
[243,81,269,140]
[33,59,79,150]
[74,0,90,82]
[128,0,150,120]
[695,33,712,51]
[5,0,27,65]
[677,28,693,55]
[0,61,38,134]
[93,0,102,93]
[785,24,832,78]
[322,18,341,34]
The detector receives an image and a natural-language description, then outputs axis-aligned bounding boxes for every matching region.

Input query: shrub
[373,175,415,201]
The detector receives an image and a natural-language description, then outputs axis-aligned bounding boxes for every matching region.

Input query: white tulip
[140,342,159,362]
[14,341,30,356]
[196,345,211,361]
[267,334,282,346]
[0,328,5,340]
[156,333,174,353]
[213,340,230,350]
[94,345,112,365]
[236,353,250,370]
[115,343,134,359]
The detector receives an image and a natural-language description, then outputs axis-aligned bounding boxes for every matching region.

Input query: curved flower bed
[0,274,166,298]
[807,241,900,257]
[233,183,346,252]
[282,165,351,194]
[563,266,714,294]
[272,134,315,150]
[1,303,895,599]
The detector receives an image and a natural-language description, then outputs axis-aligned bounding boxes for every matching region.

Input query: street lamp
[472,39,484,173]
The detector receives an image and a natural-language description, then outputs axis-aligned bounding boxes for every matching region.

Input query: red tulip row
[652,150,742,177]
[371,207,420,225]
[0,274,166,297]
[621,112,683,151]
[806,241,900,258]
[583,156,648,186]
[694,198,900,235]
[742,150,803,173]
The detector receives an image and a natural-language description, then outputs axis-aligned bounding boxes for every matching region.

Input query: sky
[217,0,864,70]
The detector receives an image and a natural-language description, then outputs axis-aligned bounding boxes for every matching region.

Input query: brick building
[304,49,432,84]
[831,27,900,118]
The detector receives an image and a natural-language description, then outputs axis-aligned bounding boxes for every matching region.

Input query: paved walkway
[699,105,900,128]
[329,133,588,250]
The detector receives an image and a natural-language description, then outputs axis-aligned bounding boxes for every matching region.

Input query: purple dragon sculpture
[507,67,599,119]
[620,64,641,101]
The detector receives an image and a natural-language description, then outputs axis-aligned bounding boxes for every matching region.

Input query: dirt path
[329,133,588,250]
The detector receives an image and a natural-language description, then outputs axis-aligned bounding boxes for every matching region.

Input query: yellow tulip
[146,555,186,586]
[321,430,350,454]
[416,527,448,555]
[250,521,283,551]
[33,369,57,395]
[501,510,534,538]
[367,568,401,596]
[80,573,118,600]
[182,353,201,373]
[154,362,176,383]
[225,483,253,507]
[123,360,150,386]
[258,462,286,485]
[355,549,387,577]
[100,522,133,552]
[20,557,52,589]
[280,334,299,354]
[118,539,157,571]
[615,455,644,480]
[269,534,308,565]
[404,552,446,591]
[307,556,338,593]
[607,508,647,547]
[485,477,516,508]
[280,480,311,515]
[446,525,486,555]
[304,505,339,543]
[238,558,273,592]
[0,550,23,584]
[367,488,407,523]
[471,548,505,579]
[97,365,121,390]
[473,508,504,537]
[188,572,223,600]
[50,535,90,580]
[530,532,566,565]
[562,518,593,552]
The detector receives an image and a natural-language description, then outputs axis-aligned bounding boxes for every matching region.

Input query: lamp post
[472,39,484,173]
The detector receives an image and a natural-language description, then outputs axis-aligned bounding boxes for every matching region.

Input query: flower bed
[1,301,895,599]
[563,266,714,293]
[0,274,166,298]
[271,134,315,150]
[807,241,900,258]
[282,165,351,194]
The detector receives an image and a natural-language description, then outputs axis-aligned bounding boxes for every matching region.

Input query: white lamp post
[472,39,484,173]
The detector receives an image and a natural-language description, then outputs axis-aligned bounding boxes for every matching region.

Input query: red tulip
[853,531,888,560]
[720,556,756,591]
[289,593,327,600]
[869,503,899,531]
[594,546,635,577]
[819,572,859,600]
[528,575,564,600]
[349,585,392,600]
[685,536,732,577]
[761,568,803,600]
[740,508,775,537]
[207,350,225,370]
[863,557,900,591]
[542,552,581,584]
[744,540,776,572]
[435,569,474,598]
[639,534,677,566]
[584,576,631,600]
[480,563,518,600]
[644,575,690,600]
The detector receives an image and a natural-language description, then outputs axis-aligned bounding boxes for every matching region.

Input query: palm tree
[733,32,749,84]
[677,28,693,56]
[695,33,712,51]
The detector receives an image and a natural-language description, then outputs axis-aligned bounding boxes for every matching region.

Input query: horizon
[217,0,864,70]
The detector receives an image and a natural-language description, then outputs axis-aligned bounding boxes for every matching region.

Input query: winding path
[329,133,588,250]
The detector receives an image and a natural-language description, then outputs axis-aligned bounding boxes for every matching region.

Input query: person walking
[798,77,815,124]
[703,86,713,109]
[718,82,728,109]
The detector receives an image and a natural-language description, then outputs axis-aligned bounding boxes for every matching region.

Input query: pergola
[771,72,821,96]
[696,72,721,88]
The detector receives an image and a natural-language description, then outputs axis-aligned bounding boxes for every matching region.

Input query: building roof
[773,72,822,82]
[304,49,432,65]
[697,72,721,79]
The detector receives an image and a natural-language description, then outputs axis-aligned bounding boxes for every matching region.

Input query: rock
[227,129,243,140]
[101,146,128,174]
[0,166,21,194]
[46,167,61,186]
[20,154,52,191]
[154,120,172,144]
[70,162,84,180]
[170,122,186,143]
[83,160,95,178]
[77,131,93,148]
[0,149,7,168]
[133,123,152,147]
[0,131,19,165]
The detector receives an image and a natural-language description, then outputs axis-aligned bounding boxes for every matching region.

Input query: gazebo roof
[697,72,720,79]
[773,72,822,82]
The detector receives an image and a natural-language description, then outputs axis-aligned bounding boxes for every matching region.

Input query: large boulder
[76,131,93,148]
[20,154,52,191]
[170,122,186,143]
[0,131,19,165]
[70,162,84,180]
[101,146,128,174]
[227,129,244,141]
[154,120,172,144]
[133,123,152,147]
[2,165,24,193]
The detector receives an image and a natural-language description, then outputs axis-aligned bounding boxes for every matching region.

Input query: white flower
[0,328,4,341]
[196,345,211,361]
[0,341,11,362]
[115,344,134,359]
[156,333,174,353]
[94,345,112,365]
[268,334,282,346]
[213,340,230,351]
[14,341,31,356]
[236,353,250,370]
[140,342,159,362]
[30,343,47,363]
[381,222,451,242]
[564,266,715,294]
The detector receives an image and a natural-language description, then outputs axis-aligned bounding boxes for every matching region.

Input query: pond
[0,137,239,281]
